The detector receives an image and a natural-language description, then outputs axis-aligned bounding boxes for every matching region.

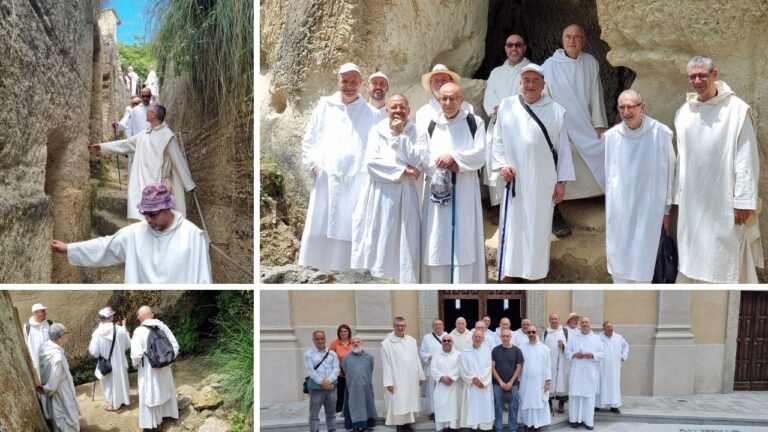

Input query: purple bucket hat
[137,183,175,212]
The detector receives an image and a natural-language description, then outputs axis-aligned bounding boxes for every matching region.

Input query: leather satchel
[96,323,117,375]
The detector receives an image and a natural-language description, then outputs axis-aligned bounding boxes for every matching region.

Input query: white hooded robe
[460,345,494,429]
[596,332,629,408]
[39,340,81,432]
[519,341,552,428]
[381,331,425,425]
[565,331,605,427]
[88,322,132,409]
[431,348,462,430]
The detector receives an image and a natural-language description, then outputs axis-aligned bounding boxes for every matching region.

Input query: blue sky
[107,0,152,45]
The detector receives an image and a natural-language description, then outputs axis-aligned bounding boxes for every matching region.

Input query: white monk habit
[471,328,498,351]
[542,326,568,396]
[381,331,425,425]
[483,57,532,205]
[39,340,81,432]
[146,70,159,99]
[543,49,608,198]
[597,332,629,409]
[351,120,427,282]
[415,98,474,135]
[88,322,132,409]
[431,347,462,430]
[299,91,375,271]
[24,317,51,381]
[66,210,211,283]
[100,122,195,221]
[605,115,676,282]
[450,329,472,353]
[127,69,139,96]
[420,108,487,283]
[419,331,445,414]
[519,341,552,429]
[565,331,605,427]
[673,81,763,283]
[131,319,180,429]
[369,103,387,124]
[116,103,150,178]
[492,94,575,280]
[460,345,494,430]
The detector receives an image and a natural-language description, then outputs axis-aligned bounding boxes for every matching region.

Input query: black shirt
[491,344,524,386]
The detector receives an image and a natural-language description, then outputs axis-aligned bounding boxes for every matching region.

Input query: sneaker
[610,407,621,414]
[552,207,572,237]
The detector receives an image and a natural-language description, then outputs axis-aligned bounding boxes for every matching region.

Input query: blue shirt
[304,347,340,385]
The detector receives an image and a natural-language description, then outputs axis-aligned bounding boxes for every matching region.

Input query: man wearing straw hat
[415,64,474,135]
[51,183,212,283]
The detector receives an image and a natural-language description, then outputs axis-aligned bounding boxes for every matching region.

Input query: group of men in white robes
[23,304,180,431]
[51,183,212,283]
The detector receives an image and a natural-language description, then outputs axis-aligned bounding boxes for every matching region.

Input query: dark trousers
[335,375,346,412]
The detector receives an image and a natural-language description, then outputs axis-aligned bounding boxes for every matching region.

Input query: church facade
[260,290,766,404]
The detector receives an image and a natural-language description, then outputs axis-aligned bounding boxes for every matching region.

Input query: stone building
[260,290,768,404]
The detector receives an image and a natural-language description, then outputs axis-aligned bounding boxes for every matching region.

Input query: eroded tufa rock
[192,386,224,411]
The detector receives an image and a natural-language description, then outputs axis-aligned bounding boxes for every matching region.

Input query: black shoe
[610,407,621,414]
[570,422,579,428]
[558,399,565,414]
[429,413,435,421]
[585,426,594,431]
[594,407,600,412]
[552,206,572,237]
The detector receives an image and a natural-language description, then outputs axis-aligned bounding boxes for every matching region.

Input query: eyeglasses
[505,43,525,49]
[526,331,537,335]
[688,73,711,82]
[563,35,585,41]
[617,103,642,111]
[140,210,163,218]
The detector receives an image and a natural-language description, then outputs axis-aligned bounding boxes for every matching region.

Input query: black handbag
[652,228,678,283]
[96,323,117,375]
[303,351,330,394]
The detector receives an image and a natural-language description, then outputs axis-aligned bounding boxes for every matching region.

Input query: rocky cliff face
[0,0,103,283]
[0,291,49,431]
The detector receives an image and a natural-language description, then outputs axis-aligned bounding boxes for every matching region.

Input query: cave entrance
[474,0,635,125]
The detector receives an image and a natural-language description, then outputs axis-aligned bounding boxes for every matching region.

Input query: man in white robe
[519,325,552,431]
[420,82,487,283]
[419,319,446,420]
[541,313,569,414]
[114,96,140,137]
[512,318,537,348]
[605,89,676,283]
[460,330,494,430]
[367,71,389,123]
[674,55,763,283]
[25,303,52,419]
[381,317,425,431]
[542,24,609,237]
[431,333,462,431]
[471,318,498,351]
[92,104,195,221]
[299,62,376,271]
[88,307,131,411]
[130,305,180,430]
[450,317,472,353]
[493,64,575,281]
[36,323,80,432]
[494,317,512,346]
[51,184,212,283]
[127,66,139,96]
[483,34,532,207]
[146,68,159,100]
[351,94,427,282]
[415,64,474,135]
[565,316,604,430]
[114,89,153,179]
[596,321,628,413]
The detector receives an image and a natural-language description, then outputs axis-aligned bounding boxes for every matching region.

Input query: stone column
[652,290,695,395]
[418,290,439,338]
[260,291,301,404]
[572,290,604,328]
[527,290,547,329]
[722,290,741,393]
[354,290,394,400]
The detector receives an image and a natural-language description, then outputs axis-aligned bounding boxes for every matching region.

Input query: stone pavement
[259,392,768,431]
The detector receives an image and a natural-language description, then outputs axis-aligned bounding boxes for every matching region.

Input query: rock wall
[0,291,49,431]
[0,0,102,283]
[162,72,255,283]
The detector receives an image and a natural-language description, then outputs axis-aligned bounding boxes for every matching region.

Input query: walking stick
[551,348,561,414]
[497,181,511,283]
[113,125,122,190]
[92,375,97,401]
[450,170,457,284]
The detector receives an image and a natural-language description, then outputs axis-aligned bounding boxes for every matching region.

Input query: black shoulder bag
[302,351,331,394]
[518,95,558,167]
[96,323,117,375]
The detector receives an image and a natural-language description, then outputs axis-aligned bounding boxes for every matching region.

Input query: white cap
[520,63,545,77]
[31,303,46,312]
[98,307,116,319]
[367,71,389,84]
[338,62,361,75]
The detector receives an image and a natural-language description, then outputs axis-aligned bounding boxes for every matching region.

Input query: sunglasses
[526,331,537,335]
[442,340,453,343]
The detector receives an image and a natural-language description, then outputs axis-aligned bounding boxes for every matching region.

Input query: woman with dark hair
[329,324,353,414]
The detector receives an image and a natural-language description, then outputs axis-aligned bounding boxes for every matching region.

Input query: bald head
[438,83,464,119]
[137,306,154,323]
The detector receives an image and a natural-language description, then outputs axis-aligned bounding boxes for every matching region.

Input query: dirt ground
[75,356,209,432]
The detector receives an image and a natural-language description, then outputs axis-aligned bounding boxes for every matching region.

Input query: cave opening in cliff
[474,0,635,125]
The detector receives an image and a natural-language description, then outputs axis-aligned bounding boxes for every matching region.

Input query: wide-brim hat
[421,64,461,93]
[136,183,175,212]
[567,312,580,321]
[32,303,47,312]
[98,307,116,319]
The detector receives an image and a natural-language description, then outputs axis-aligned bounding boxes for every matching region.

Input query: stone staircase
[82,178,129,283]
[484,196,611,283]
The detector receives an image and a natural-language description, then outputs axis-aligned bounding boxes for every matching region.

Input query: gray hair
[393,316,406,325]
[455,317,466,324]
[49,323,66,341]
[618,89,644,104]
[687,56,716,72]
[147,104,167,122]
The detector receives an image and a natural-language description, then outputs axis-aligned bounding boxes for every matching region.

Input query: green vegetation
[148,0,253,119]
[117,43,157,83]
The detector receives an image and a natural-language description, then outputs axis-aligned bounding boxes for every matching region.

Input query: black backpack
[25,319,53,335]
[142,324,176,368]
